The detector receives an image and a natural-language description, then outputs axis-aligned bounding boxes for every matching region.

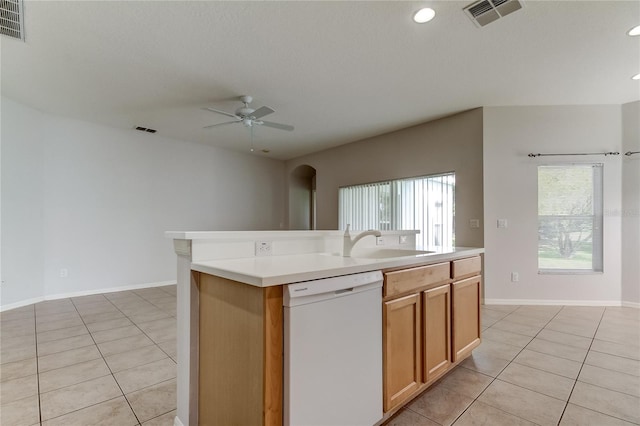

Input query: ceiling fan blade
[260,120,294,131]
[251,106,275,119]
[203,121,239,129]
[202,107,239,119]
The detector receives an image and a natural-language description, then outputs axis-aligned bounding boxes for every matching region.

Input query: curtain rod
[625,151,640,156]
[528,152,619,158]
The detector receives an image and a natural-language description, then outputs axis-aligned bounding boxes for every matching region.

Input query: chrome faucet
[343,224,382,257]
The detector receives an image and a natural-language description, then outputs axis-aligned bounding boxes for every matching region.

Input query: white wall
[1,97,285,309]
[1,98,46,307]
[621,101,640,306]
[483,106,622,305]
[286,109,484,248]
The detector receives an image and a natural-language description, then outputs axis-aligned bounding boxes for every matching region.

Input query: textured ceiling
[2,1,639,160]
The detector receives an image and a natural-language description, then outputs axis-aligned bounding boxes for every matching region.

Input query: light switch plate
[497,219,508,228]
[470,219,480,228]
[255,241,272,256]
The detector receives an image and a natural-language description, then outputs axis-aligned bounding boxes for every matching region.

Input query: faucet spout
[343,224,382,257]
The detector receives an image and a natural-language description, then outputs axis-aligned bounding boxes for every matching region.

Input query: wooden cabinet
[382,255,482,415]
[383,293,422,412]
[452,275,481,362]
[423,284,451,383]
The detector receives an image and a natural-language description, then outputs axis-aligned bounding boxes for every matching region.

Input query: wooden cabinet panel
[451,276,481,362]
[384,262,450,298]
[451,256,482,280]
[423,284,451,383]
[383,293,422,412]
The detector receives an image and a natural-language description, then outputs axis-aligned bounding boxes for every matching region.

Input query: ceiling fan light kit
[203,95,294,132]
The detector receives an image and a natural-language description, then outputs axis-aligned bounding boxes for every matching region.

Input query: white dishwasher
[284,270,383,426]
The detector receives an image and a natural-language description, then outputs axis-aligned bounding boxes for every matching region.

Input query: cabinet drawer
[384,262,450,298]
[451,256,481,279]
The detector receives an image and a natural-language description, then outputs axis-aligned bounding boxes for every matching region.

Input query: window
[537,164,603,273]
[339,173,455,249]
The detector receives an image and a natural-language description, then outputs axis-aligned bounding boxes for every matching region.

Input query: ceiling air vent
[464,0,523,27]
[1,0,25,41]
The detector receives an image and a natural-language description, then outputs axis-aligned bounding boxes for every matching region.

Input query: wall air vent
[464,0,523,27]
[1,0,25,41]
[135,126,157,134]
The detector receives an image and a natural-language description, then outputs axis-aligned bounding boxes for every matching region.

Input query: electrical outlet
[60,268,69,278]
[399,235,408,245]
[376,236,384,246]
[469,219,480,229]
[497,219,508,228]
[511,272,519,282]
[255,241,272,257]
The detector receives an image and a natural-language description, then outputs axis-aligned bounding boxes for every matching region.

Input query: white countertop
[191,247,484,287]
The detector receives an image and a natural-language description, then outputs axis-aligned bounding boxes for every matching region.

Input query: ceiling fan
[203,95,294,132]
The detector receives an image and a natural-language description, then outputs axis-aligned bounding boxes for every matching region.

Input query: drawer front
[384,262,450,297]
[451,256,481,279]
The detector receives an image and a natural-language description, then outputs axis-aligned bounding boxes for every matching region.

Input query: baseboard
[621,301,640,309]
[0,281,176,312]
[484,298,623,306]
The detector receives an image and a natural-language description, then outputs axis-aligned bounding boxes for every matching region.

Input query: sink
[323,249,435,259]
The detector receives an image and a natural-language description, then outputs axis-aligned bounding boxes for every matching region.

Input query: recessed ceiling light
[632,73,640,80]
[414,8,436,24]
[628,25,640,36]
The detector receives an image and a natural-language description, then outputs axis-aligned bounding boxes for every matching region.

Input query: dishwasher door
[284,271,383,426]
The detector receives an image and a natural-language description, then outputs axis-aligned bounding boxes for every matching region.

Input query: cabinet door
[383,293,422,412]
[423,284,451,383]
[451,276,481,362]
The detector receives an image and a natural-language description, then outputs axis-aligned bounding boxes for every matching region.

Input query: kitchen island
[167,230,483,426]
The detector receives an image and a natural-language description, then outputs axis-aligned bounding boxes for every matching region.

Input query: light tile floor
[1,285,177,426]
[2,289,639,426]
[387,305,640,426]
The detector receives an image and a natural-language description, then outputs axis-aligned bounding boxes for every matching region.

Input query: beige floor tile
[452,400,537,426]
[0,394,40,426]
[36,317,85,333]
[385,408,439,426]
[536,328,593,349]
[80,310,126,324]
[0,374,38,405]
[477,379,565,425]
[114,357,176,394]
[1,334,36,351]
[91,325,144,344]
[128,310,171,324]
[513,349,582,379]
[502,312,551,328]
[474,338,525,361]
[408,385,474,426]
[578,364,640,398]
[590,339,640,361]
[37,334,95,357]
[35,311,80,324]
[1,318,36,338]
[35,304,76,316]
[557,306,605,321]
[585,351,640,377]
[126,378,176,423]
[41,396,138,426]
[545,318,599,338]
[0,357,37,383]
[560,403,637,426]
[157,339,177,361]
[459,352,510,377]
[490,319,542,337]
[105,344,169,373]
[436,366,493,399]
[37,325,88,344]
[141,410,178,426]
[525,337,588,362]
[483,305,520,313]
[85,317,134,333]
[570,381,640,424]
[514,306,561,320]
[497,362,575,400]
[0,307,34,321]
[97,334,155,357]
[481,328,532,349]
[39,358,111,393]
[136,317,176,332]
[603,307,640,322]
[480,309,508,326]
[38,345,102,372]
[143,326,176,344]
[595,326,640,347]
[0,343,36,364]
[40,375,123,420]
